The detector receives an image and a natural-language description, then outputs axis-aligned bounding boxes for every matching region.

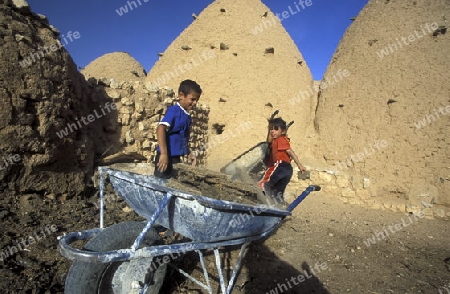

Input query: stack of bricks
[186,103,210,166]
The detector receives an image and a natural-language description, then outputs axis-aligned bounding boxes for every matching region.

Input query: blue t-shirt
[157,103,191,156]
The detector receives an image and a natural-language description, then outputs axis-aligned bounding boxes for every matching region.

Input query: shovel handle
[270,110,279,120]
[287,120,294,130]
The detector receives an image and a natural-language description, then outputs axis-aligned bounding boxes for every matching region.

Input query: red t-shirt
[269,136,291,164]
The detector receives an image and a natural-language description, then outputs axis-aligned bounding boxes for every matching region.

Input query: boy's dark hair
[178,79,202,96]
[269,117,287,130]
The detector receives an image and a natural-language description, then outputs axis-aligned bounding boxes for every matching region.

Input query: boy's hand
[298,165,307,173]
[188,153,197,166]
[157,154,169,172]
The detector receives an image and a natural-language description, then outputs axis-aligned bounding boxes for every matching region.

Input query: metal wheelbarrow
[58,165,320,294]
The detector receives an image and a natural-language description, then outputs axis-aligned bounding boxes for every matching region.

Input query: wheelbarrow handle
[286,185,321,212]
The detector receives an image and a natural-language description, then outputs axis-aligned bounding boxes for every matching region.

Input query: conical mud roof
[83,52,146,81]
[146,0,315,169]
[314,0,450,206]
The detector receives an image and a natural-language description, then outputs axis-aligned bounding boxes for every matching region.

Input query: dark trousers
[262,161,293,203]
[153,153,181,179]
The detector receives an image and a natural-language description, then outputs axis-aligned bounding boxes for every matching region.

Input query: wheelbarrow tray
[104,167,290,243]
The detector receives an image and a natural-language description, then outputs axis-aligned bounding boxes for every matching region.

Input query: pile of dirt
[312,0,450,215]
[82,52,147,82]
[146,0,316,170]
[168,163,261,205]
[105,162,262,205]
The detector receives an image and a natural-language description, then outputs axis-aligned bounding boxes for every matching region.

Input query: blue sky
[26,0,369,80]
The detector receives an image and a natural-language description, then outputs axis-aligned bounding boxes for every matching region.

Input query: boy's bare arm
[266,126,273,143]
[156,124,169,172]
[286,149,307,172]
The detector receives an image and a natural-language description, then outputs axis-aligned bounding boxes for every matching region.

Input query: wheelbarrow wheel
[64,221,167,294]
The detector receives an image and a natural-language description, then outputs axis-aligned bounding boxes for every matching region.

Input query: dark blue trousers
[264,161,293,203]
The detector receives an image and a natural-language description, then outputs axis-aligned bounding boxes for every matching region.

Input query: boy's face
[179,91,200,111]
[269,125,285,139]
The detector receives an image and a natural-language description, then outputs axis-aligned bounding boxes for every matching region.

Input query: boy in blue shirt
[154,80,202,179]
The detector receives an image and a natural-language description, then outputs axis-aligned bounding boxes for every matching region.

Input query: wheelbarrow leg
[226,242,250,294]
[197,250,213,293]
[214,248,227,293]
[132,192,173,250]
[99,168,106,228]
[168,258,213,294]
[214,241,250,294]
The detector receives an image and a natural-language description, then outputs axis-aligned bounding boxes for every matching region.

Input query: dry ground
[0,174,448,294]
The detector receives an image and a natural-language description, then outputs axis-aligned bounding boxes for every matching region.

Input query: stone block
[421,208,433,218]
[350,176,363,190]
[364,199,375,207]
[121,97,134,106]
[434,209,446,218]
[144,82,159,92]
[119,107,132,114]
[406,205,421,215]
[371,202,382,210]
[363,178,370,189]
[396,204,406,212]
[121,114,131,125]
[317,171,334,183]
[323,185,340,196]
[138,122,146,131]
[335,175,349,188]
[341,187,356,198]
[349,198,363,205]
[142,140,151,150]
[105,88,121,100]
[126,130,134,144]
[110,79,120,89]
[356,189,370,199]
[340,197,349,204]
[135,102,144,113]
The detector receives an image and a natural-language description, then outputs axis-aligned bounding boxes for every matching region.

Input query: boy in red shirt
[258,117,307,207]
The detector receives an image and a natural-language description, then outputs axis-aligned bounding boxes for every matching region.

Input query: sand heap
[82,52,147,82]
[146,0,315,170]
[312,0,450,216]
[0,1,95,196]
